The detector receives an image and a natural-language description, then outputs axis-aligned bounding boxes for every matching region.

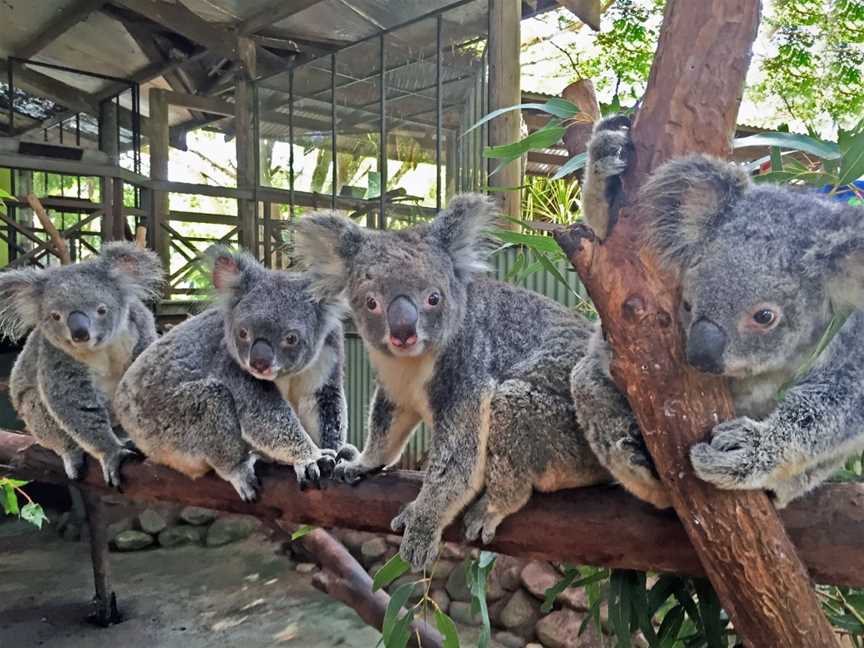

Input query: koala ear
[0,267,47,340]
[641,155,750,266]
[430,193,500,278]
[805,202,864,311]
[207,245,264,296]
[99,242,165,301]
[293,213,364,300]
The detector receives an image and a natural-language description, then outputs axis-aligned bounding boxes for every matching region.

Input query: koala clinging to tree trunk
[572,115,864,508]
[295,195,610,571]
[114,247,349,501]
[0,243,163,487]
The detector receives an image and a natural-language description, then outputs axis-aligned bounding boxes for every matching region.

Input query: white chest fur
[367,348,436,426]
[76,329,139,401]
[276,344,338,445]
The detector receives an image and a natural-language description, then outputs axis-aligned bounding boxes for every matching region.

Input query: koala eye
[50,311,61,322]
[426,292,441,307]
[96,304,108,316]
[753,309,777,327]
[366,296,379,313]
[284,332,300,347]
[238,327,250,341]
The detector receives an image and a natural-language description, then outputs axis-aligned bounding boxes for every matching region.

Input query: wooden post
[555,1,841,646]
[98,100,121,242]
[236,37,258,255]
[148,88,171,283]
[487,0,521,223]
[79,488,121,626]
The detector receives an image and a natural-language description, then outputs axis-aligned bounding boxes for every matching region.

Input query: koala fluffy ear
[805,202,864,311]
[293,213,365,300]
[100,242,165,301]
[641,155,751,266]
[430,193,500,278]
[0,267,47,340]
[207,245,264,297]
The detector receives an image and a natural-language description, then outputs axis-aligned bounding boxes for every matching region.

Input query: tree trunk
[556,1,840,646]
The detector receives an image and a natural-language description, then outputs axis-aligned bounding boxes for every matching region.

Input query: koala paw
[391,503,441,572]
[231,471,261,503]
[463,496,503,545]
[335,443,360,463]
[333,452,384,485]
[101,446,142,490]
[61,450,86,482]
[690,417,774,490]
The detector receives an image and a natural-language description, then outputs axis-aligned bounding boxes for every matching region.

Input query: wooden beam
[238,0,327,36]
[2,429,864,587]
[161,90,235,117]
[147,88,171,274]
[26,194,72,265]
[13,0,108,61]
[487,0,522,223]
[235,37,258,253]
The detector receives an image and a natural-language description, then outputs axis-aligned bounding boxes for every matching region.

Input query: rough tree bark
[555,1,840,646]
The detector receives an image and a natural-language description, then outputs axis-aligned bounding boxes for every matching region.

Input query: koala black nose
[249,338,275,374]
[67,311,91,343]
[387,295,418,348]
[686,318,727,374]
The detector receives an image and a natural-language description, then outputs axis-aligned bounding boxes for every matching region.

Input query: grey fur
[295,194,609,571]
[575,119,864,507]
[1,243,163,487]
[114,247,349,501]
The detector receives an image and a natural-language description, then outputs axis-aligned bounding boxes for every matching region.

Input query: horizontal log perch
[2,428,864,586]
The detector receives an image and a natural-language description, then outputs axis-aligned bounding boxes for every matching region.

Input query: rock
[368,561,387,578]
[360,537,389,567]
[521,561,589,611]
[449,601,482,626]
[138,509,167,535]
[430,588,451,614]
[494,631,526,648]
[430,559,458,583]
[445,561,472,602]
[492,555,526,591]
[158,525,204,548]
[107,516,134,541]
[112,530,154,551]
[386,534,403,547]
[332,528,376,557]
[486,567,508,602]
[499,590,540,635]
[205,516,258,547]
[180,506,217,526]
[295,562,318,574]
[525,644,544,648]
[536,609,600,648]
[441,542,468,560]
[389,574,425,604]
[489,597,508,627]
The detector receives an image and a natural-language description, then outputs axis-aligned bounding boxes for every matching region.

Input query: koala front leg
[38,348,133,488]
[235,383,331,490]
[314,369,349,453]
[393,388,491,571]
[16,387,85,480]
[334,385,421,484]
[581,115,634,240]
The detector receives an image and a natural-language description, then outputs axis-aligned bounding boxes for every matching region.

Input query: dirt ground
[0,515,381,648]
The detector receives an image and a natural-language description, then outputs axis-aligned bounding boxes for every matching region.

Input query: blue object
[816,179,864,203]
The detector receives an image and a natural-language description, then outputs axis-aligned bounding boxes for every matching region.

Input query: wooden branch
[557,1,839,646]
[299,528,443,648]
[3,429,864,588]
[25,194,72,265]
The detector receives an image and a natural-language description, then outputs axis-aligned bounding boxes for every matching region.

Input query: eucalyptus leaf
[733,133,840,160]
[463,99,580,137]
[372,554,411,592]
[435,608,460,648]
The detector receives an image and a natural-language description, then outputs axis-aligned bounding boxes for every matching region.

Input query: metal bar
[7,60,13,136]
[75,113,81,147]
[379,34,386,229]
[289,69,295,219]
[331,53,337,212]
[263,201,272,268]
[436,14,443,211]
[59,119,64,145]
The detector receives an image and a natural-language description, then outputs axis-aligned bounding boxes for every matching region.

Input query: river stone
[138,509,167,535]
[179,506,217,526]
[494,631,526,648]
[430,588,451,614]
[112,530,154,551]
[445,561,472,602]
[106,516,134,541]
[521,561,589,611]
[499,590,541,632]
[536,609,601,648]
[449,601,482,626]
[205,516,258,547]
[295,562,318,574]
[360,537,389,566]
[158,525,204,548]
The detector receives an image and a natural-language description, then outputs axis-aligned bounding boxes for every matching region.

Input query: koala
[571,115,864,508]
[0,243,163,487]
[114,247,349,501]
[295,195,610,571]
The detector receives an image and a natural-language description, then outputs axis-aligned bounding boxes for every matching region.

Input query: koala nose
[67,311,91,343]
[249,339,275,374]
[387,295,418,348]
[686,318,727,374]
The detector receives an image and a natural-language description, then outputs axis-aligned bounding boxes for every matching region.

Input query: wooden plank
[238,0,327,36]
[14,0,108,61]
[149,179,250,200]
[3,429,864,587]
[235,37,257,253]
[162,90,235,117]
[0,153,149,186]
[148,88,171,273]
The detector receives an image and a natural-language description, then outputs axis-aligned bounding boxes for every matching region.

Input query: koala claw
[316,451,337,480]
[296,458,327,491]
[101,446,140,490]
[690,417,771,490]
[463,506,502,546]
[392,503,441,572]
[333,455,383,485]
[335,443,360,463]
[61,451,86,482]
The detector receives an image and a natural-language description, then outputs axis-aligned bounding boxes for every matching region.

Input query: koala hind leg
[17,388,86,480]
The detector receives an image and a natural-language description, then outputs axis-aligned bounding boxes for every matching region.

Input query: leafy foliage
[0,478,48,529]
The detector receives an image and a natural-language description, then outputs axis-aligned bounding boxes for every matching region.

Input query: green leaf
[694,579,727,648]
[826,612,864,634]
[434,608,461,648]
[2,483,19,516]
[387,608,416,648]
[382,582,416,644]
[1,478,28,489]
[291,524,314,541]
[463,100,580,137]
[537,251,578,296]
[647,575,680,617]
[483,123,567,161]
[373,554,411,592]
[837,125,864,188]
[608,571,631,648]
[657,605,685,648]
[490,228,561,254]
[551,152,588,180]
[20,502,48,529]
[770,146,783,172]
[733,132,841,160]
[466,554,496,648]
[542,567,580,613]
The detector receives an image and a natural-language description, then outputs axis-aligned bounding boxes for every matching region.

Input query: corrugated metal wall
[343,246,585,468]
